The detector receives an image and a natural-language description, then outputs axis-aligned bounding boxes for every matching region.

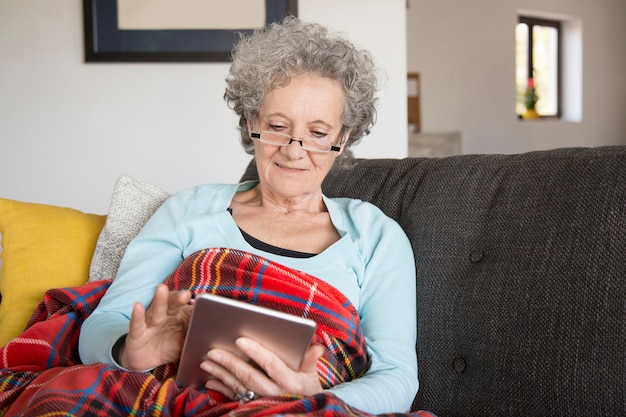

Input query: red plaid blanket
[0,248,435,417]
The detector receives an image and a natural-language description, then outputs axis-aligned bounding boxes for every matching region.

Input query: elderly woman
[79,17,418,414]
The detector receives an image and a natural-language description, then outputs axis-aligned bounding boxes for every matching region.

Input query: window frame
[517,15,562,119]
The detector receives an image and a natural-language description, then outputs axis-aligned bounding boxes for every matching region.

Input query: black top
[228,208,315,258]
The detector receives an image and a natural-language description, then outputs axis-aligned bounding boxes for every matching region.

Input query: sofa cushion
[88,174,170,282]
[242,146,626,417]
[331,147,626,417]
[0,198,105,346]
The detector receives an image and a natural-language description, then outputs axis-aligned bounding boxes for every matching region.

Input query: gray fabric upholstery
[241,146,626,417]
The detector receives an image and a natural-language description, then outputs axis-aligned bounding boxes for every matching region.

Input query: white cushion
[88,175,170,282]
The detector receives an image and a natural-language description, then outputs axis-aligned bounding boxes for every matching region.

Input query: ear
[246,114,254,136]
[337,129,352,155]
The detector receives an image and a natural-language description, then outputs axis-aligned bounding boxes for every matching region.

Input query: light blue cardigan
[79,181,418,414]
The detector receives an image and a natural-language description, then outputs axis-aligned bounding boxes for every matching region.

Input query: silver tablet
[175,293,317,388]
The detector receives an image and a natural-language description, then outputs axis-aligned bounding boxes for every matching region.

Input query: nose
[283,136,307,159]
[288,138,303,147]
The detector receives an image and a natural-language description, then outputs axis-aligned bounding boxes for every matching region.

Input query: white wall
[0,0,407,214]
[407,0,626,155]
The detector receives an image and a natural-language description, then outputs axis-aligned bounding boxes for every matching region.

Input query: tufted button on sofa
[243,145,626,417]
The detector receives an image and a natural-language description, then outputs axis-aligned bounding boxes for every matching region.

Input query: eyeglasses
[250,131,341,153]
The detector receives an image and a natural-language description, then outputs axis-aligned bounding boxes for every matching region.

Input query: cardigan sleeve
[78,189,192,366]
[326,199,418,413]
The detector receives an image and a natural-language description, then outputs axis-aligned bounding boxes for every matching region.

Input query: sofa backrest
[241,146,626,417]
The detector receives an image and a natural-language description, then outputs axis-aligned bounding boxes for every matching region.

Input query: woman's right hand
[118,284,193,371]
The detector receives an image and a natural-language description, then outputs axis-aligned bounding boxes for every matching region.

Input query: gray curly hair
[224,16,379,158]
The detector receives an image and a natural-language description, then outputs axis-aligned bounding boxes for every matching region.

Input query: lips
[276,162,305,171]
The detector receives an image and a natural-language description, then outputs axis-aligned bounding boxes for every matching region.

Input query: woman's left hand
[200,337,325,400]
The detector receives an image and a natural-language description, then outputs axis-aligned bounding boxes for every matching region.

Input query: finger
[145,284,170,324]
[299,344,324,373]
[176,303,194,327]
[128,302,147,337]
[123,302,148,370]
[201,354,249,398]
[236,337,285,373]
[234,338,283,394]
[237,338,323,396]
[167,289,192,314]
[204,378,237,400]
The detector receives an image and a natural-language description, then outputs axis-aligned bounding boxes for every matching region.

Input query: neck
[247,185,326,214]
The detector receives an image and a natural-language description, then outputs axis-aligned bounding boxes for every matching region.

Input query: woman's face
[250,73,346,201]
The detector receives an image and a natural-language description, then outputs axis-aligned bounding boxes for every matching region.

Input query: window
[516,16,561,119]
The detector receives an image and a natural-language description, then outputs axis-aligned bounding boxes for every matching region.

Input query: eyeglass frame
[250,130,344,153]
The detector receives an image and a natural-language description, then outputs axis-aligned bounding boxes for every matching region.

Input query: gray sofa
[243,146,626,417]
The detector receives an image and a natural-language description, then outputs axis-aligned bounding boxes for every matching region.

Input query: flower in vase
[523,78,539,110]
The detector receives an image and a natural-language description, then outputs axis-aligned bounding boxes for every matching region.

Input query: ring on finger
[234,389,257,403]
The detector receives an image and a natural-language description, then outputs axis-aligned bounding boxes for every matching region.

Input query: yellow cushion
[0,198,106,346]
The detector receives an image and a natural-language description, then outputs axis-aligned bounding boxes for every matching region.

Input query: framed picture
[83,0,298,62]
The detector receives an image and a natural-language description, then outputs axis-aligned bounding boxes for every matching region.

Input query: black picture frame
[83,0,298,63]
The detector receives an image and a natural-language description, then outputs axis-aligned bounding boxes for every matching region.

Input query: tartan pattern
[167,248,368,387]
[0,248,435,417]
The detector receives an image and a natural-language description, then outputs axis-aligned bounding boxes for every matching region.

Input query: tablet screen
[175,293,317,388]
